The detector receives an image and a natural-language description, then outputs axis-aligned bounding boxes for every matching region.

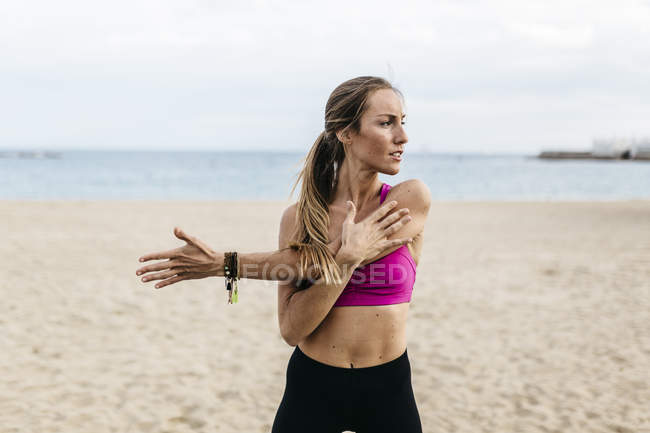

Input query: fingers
[343,201,357,224]
[140,268,182,283]
[174,227,194,243]
[139,247,183,263]
[154,274,188,289]
[378,207,410,229]
[398,237,414,246]
[136,259,180,276]
[138,229,186,263]
[139,227,208,263]
[384,237,413,249]
[174,227,213,256]
[384,213,412,236]
[367,200,398,222]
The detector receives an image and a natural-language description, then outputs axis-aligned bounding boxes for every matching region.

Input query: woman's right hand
[338,199,412,264]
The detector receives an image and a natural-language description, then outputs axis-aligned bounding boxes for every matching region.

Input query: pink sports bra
[333,183,417,307]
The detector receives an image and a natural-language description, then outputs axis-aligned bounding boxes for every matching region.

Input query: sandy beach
[1,199,648,433]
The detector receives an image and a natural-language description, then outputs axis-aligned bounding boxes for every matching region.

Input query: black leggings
[271,345,423,433]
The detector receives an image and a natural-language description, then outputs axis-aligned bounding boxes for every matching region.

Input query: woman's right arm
[278,250,361,347]
[276,204,359,346]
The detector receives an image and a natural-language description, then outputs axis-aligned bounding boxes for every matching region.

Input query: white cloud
[1,0,649,153]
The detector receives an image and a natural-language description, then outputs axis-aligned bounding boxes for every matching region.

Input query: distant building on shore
[592,137,650,159]
[539,137,650,161]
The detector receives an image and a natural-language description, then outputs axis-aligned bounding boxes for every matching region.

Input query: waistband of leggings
[293,345,408,374]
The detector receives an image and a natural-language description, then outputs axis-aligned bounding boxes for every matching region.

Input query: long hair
[287,76,403,288]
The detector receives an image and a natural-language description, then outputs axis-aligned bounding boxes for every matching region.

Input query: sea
[1,150,649,200]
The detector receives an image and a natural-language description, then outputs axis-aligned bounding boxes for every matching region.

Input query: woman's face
[343,88,408,175]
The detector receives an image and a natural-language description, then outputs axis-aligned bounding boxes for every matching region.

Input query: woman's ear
[336,127,351,145]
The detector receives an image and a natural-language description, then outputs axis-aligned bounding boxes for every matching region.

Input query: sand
[1,200,648,433]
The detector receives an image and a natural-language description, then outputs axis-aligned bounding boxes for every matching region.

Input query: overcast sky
[1,0,649,154]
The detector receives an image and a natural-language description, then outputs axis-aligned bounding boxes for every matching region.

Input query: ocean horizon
[2,150,649,200]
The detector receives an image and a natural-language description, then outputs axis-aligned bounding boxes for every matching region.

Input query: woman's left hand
[136,227,221,289]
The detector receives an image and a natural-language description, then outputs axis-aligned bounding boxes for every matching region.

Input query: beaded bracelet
[224,251,239,304]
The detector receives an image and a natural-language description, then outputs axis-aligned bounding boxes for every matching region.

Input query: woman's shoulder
[278,202,300,246]
[371,179,431,264]
[281,202,299,219]
[386,179,432,207]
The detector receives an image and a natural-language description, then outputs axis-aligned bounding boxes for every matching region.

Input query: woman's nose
[396,124,408,144]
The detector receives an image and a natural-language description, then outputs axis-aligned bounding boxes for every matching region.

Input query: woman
[136,76,431,432]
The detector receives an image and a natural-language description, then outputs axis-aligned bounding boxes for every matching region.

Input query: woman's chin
[381,165,400,175]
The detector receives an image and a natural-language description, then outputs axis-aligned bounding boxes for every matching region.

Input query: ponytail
[288,131,345,288]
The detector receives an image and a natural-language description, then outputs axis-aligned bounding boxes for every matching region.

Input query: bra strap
[379,183,391,204]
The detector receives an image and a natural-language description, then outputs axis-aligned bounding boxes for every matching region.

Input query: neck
[332,157,383,210]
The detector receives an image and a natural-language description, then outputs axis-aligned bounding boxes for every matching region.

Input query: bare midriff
[298,302,410,369]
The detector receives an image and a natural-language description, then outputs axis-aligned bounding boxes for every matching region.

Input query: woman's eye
[381,121,391,126]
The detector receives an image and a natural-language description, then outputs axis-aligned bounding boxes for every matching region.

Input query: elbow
[283,337,298,347]
[280,320,302,347]
[281,331,299,347]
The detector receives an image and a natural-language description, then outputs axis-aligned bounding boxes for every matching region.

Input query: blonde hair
[287,76,403,288]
